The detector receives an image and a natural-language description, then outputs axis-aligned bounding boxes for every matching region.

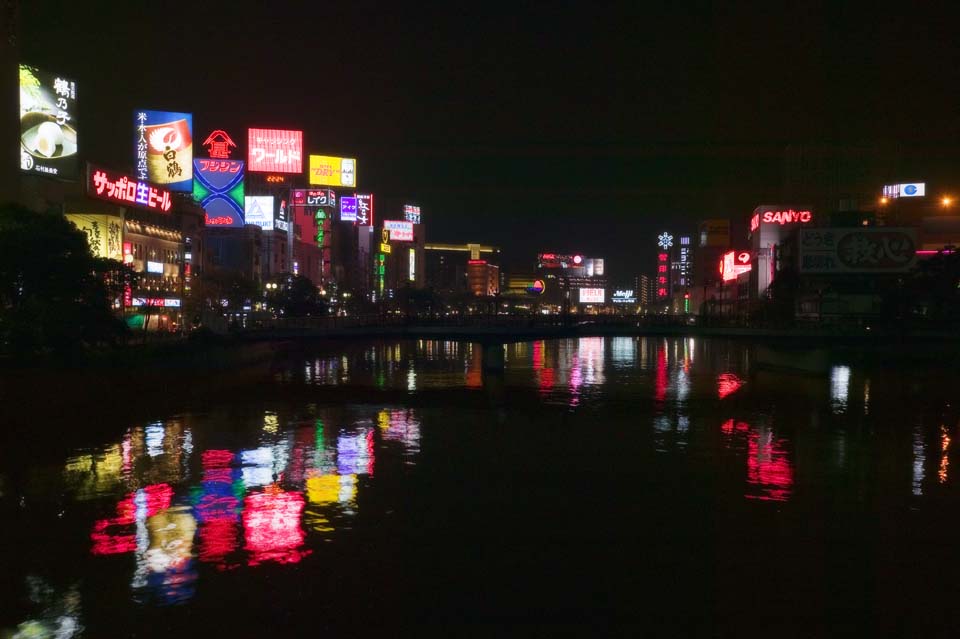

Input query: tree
[0,203,129,358]
[267,275,326,317]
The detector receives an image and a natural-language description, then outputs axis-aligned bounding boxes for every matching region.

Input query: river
[1,337,958,636]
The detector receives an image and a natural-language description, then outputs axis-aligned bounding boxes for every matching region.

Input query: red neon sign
[721,250,752,281]
[88,165,172,212]
[202,130,237,159]
[657,252,669,298]
[752,209,813,231]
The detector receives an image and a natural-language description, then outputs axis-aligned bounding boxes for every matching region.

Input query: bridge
[235,314,931,371]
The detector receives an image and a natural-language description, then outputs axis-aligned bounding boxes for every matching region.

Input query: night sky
[20,1,960,277]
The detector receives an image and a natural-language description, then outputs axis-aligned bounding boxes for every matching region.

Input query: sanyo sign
[750,209,813,232]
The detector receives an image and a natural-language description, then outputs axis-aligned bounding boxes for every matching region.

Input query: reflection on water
[4,338,960,634]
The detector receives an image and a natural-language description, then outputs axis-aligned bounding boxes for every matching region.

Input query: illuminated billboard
[87,165,172,212]
[611,289,636,304]
[291,189,335,207]
[720,250,752,281]
[537,254,584,269]
[308,155,356,187]
[384,220,414,241]
[134,110,193,191]
[19,64,78,180]
[579,288,605,304]
[66,214,123,261]
[356,194,374,226]
[193,159,245,228]
[799,228,916,273]
[403,205,421,224]
[248,128,303,173]
[340,196,358,222]
[882,183,925,199]
[409,247,416,281]
[244,196,275,230]
[750,208,813,232]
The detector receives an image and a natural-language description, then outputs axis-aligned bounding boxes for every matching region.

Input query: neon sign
[87,165,172,212]
[193,158,245,228]
[751,209,813,232]
[202,130,237,159]
[247,128,303,174]
[720,250,752,281]
[356,194,373,226]
[657,251,669,298]
[265,175,287,184]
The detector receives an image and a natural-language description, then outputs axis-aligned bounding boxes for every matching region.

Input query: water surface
[2,337,958,636]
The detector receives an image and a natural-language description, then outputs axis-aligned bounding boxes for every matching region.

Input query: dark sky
[20,1,960,277]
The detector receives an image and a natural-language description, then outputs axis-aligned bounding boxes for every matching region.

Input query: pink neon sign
[247,128,303,173]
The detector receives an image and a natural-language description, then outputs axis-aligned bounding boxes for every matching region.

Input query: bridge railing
[248,313,706,333]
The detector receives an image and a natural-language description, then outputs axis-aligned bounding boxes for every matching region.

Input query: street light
[942,196,953,208]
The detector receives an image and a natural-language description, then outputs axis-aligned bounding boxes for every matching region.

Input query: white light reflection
[830,366,851,413]
[913,427,925,496]
[610,336,636,367]
[863,379,870,415]
[407,365,417,391]
[145,423,165,457]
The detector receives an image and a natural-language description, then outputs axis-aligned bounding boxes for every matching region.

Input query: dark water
[2,337,959,637]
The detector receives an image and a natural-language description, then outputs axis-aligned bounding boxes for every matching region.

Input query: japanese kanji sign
[19,64,79,180]
[355,194,374,226]
[87,164,173,213]
[66,214,123,261]
[193,159,245,228]
[248,128,303,174]
[134,110,194,192]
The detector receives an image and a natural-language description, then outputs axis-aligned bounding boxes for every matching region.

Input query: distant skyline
[19,1,960,276]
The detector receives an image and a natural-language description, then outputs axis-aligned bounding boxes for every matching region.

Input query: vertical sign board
[134,110,193,191]
[193,158,245,227]
[19,65,79,180]
[409,247,416,282]
[356,194,374,226]
[678,235,691,287]
[340,196,358,222]
[248,128,303,173]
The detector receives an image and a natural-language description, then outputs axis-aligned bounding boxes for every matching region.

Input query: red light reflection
[91,484,173,555]
[243,487,310,566]
[717,373,745,399]
[655,344,667,403]
[746,429,794,502]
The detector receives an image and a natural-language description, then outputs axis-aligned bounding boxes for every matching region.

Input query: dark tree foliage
[268,275,326,317]
[0,203,129,358]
